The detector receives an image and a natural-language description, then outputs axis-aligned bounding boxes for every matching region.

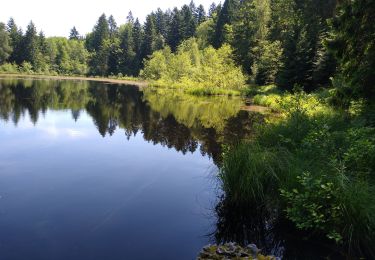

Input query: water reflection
[0,78,348,259]
[0,78,263,164]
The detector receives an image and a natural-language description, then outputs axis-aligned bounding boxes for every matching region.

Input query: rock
[197,243,280,260]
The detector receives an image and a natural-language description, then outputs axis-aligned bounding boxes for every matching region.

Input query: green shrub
[281,172,344,243]
[20,62,34,74]
[0,63,19,73]
[141,38,246,95]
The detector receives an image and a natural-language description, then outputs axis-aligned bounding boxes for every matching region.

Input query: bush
[141,38,246,95]
[20,62,34,74]
[0,63,19,73]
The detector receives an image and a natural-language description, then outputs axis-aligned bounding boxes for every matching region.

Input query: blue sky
[1,0,221,37]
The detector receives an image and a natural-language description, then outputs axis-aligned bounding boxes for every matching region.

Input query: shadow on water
[211,196,348,259]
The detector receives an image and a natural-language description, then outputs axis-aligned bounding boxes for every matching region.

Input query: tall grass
[218,90,375,257]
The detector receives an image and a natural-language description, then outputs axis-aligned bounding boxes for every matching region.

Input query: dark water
[0,78,262,260]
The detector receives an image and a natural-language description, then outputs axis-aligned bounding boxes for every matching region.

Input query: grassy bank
[219,87,375,257]
[147,80,242,96]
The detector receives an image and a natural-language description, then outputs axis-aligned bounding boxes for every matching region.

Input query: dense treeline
[0,19,89,75]
[0,0,374,99]
[0,2,209,77]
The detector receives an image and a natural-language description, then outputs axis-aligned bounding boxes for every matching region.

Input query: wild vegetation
[217,0,375,252]
[141,39,245,95]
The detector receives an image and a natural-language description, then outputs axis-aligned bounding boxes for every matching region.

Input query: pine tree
[69,26,80,40]
[213,0,239,48]
[0,22,12,64]
[132,18,143,74]
[6,18,23,64]
[232,0,272,74]
[22,21,39,67]
[196,5,207,24]
[330,0,375,100]
[154,8,168,38]
[167,8,183,52]
[141,15,157,60]
[180,4,197,40]
[87,14,110,76]
[108,15,118,39]
[119,23,136,75]
[126,11,135,24]
[271,0,337,91]
[88,14,109,52]
[208,2,218,17]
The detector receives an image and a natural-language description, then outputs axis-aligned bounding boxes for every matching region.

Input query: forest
[1,0,375,258]
[0,0,373,99]
[0,0,338,90]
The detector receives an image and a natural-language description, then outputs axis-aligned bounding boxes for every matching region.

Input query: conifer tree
[6,18,23,64]
[108,15,118,39]
[196,5,207,24]
[69,26,80,40]
[141,15,157,62]
[181,4,197,40]
[22,21,39,67]
[167,8,183,51]
[88,14,109,52]
[213,0,239,48]
[132,18,143,74]
[0,22,12,64]
[329,0,375,100]
[119,22,136,75]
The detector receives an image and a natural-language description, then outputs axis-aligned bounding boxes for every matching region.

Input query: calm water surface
[0,78,258,260]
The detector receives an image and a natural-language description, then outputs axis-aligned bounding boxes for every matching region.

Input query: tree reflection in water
[0,78,263,164]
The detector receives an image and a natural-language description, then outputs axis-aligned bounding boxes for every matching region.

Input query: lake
[0,78,260,260]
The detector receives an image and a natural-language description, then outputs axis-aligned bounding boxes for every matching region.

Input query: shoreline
[0,73,148,88]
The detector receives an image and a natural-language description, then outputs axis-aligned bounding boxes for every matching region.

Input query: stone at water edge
[197,242,280,260]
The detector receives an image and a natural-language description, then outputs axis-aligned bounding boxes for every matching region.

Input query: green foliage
[274,0,337,91]
[6,18,23,64]
[213,0,239,48]
[281,172,344,243]
[219,89,375,257]
[0,62,18,73]
[232,0,271,75]
[0,22,12,64]
[141,38,245,95]
[141,15,159,60]
[48,37,89,75]
[343,128,375,178]
[20,61,33,74]
[252,40,282,85]
[329,0,375,101]
[22,21,39,68]
[195,18,215,49]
